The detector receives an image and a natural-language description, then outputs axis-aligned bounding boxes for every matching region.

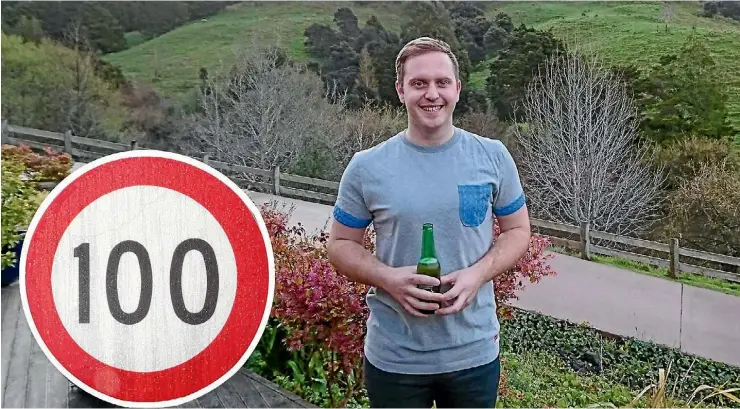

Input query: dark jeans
[363,356,501,408]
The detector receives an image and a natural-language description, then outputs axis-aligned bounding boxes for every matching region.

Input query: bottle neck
[420,224,436,260]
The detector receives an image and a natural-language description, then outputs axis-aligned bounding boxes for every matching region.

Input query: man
[326,36,531,408]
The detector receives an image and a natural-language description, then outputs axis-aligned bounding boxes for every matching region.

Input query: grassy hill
[103,1,740,129]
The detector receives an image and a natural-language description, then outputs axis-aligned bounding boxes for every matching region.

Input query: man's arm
[327,220,446,317]
[473,205,531,283]
[326,222,391,289]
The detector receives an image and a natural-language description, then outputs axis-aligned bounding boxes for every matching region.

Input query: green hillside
[103,1,740,128]
[102,2,406,97]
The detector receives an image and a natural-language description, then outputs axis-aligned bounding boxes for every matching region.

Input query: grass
[484,1,740,130]
[548,245,740,297]
[103,1,740,130]
[501,308,740,407]
[102,1,405,98]
[591,254,740,297]
[497,350,639,408]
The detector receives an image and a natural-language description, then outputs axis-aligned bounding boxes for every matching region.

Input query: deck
[1,283,317,408]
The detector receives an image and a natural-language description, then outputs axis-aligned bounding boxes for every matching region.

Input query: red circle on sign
[20,151,273,407]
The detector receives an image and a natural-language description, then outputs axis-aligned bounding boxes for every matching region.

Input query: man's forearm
[327,239,391,289]
[474,226,531,282]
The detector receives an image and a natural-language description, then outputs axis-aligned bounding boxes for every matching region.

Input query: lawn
[103,1,740,130]
[102,1,406,97]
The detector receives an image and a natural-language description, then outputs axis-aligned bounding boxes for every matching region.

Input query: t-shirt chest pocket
[458,184,493,227]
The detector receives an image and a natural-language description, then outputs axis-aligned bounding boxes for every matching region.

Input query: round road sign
[19,150,275,408]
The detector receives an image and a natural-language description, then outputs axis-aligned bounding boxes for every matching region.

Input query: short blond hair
[395,36,460,83]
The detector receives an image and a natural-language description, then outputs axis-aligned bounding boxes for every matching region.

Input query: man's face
[395,51,461,131]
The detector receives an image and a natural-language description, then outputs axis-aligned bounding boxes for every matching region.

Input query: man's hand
[379,266,446,318]
[435,265,486,315]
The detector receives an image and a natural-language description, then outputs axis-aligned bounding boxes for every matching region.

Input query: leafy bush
[497,350,637,408]
[1,144,73,182]
[261,201,371,408]
[1,150,38,269]
[501,308,740,407]
[256,200,555,407]
[493,218,556,318]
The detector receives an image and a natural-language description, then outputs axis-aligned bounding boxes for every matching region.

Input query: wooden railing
[3,121,739,283]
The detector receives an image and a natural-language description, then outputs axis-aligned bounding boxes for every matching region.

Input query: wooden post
[64,130,72,153]
[1,120,8,144]
[273,165,280,195]
[669,238,680,278]
[130,140,138,150]
[580,221,591,260]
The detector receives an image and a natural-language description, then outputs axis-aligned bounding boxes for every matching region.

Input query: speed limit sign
[19,150,275,408]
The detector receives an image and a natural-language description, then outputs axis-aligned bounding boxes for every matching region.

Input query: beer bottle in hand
[417,223,441,315]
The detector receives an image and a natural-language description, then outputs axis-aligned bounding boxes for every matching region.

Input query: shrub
[493,218,556,318]
[1,151,38,269]
[501,308,740,407]
[257,200,555,406]
[1,144,73,182]
[261,201,371,407]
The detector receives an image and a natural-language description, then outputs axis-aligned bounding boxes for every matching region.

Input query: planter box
[1,234,25,287]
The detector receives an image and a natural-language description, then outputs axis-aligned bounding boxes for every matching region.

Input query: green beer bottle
[417,223,441,315]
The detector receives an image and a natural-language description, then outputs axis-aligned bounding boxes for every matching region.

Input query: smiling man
[326,36,531,408]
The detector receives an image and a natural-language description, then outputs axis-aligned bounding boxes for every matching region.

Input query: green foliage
[1,1,126,53]
[103,2,406,98]
[0,33,126,139]
[632,35,736,145]
[0,148,37,269]
[497,350,637,408]
[400,2,472,83]
[653,136,740,191]
[485,24,565,121]
[0,1,235,54]
[501,309,740,407]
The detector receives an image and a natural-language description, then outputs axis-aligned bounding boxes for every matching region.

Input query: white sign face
[20,150,275,408]
[51,185,238,372]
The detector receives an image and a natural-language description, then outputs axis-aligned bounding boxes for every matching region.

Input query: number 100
[74,239,220,326]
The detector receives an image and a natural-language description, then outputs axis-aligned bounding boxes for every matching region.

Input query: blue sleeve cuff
[494,192,525,216]
[333,206,372,229]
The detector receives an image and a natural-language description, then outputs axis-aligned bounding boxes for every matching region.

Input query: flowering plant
[259,200,555,406]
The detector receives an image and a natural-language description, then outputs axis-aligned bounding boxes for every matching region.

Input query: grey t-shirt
[332,126,525,375]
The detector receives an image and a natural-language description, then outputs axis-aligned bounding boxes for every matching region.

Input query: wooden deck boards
[1,284,316,408]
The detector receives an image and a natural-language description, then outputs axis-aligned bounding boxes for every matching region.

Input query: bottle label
[417,284,436,293]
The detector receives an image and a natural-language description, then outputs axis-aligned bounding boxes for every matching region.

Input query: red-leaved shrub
[1,144,73,182]
[493,219,556,318]
[261,201,372,407]
[258,200,555,406]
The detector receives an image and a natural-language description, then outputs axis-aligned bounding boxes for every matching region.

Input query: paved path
[243,191,740,368]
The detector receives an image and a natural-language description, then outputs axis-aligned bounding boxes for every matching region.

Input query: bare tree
[512,51,666,237]
[324,103,405,178]
[185,43,347,185]
[62,21,107,139]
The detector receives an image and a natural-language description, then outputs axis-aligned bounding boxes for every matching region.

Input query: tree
[1,32,124,140]
[512,50,666,237]
[652,136,740,257]
[400,1,472,84]
[633,34,736,145]
[185,44,346,185]
[486,24,565,121]
[664,160,740,258]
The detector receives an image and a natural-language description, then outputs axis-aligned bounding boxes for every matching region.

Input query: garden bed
[245,309,740,408]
